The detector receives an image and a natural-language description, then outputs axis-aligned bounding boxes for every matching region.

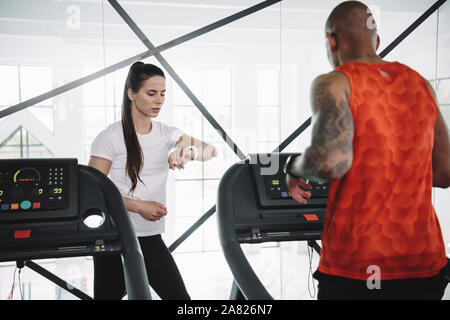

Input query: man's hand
[286,174,312,204]
[138,201,167,221]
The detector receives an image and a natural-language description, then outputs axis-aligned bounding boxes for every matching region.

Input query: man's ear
[376,34,381,51]
[326,32,337,52]
[127,88,134,102]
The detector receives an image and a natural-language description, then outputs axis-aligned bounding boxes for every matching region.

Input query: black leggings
[93,234,190,300]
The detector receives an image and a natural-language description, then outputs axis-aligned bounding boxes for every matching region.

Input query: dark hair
[122,61,165,194]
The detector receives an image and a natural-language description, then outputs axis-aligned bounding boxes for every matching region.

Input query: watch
[184,146,199,160]
[284,155,302,179]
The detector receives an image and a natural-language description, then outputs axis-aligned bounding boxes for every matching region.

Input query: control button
[20,200,32,210]
[14,230,31,239]
[11,203,19,210]
[303,214,319,222]
[281,192,288,198]
[32,202,41,209]
[1,204,9,211]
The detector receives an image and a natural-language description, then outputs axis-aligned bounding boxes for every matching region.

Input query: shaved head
[326,1,377,35]
[325,1,381,68]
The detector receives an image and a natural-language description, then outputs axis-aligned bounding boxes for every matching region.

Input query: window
[171,67,234,253]
[82,67,127,162]
[0,126,53,159]
[257,69,280,152]
[436,78,450,127]
[0,65,54,132]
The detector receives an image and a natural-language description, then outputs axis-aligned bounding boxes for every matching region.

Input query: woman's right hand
[138,201,167,221]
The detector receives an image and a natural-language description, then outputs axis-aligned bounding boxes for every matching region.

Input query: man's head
[325,1,380,68]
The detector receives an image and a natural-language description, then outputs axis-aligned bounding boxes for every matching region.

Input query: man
[285,1,450,299]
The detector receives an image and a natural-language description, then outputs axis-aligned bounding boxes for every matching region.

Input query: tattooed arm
[286,72,353,202]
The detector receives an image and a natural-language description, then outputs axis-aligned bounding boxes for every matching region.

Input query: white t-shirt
[90,120,184,237]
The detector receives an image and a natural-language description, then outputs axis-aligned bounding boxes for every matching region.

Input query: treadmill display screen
[0,165,68,212]
[249,153,329,208]
[0,159,77,221]
[262,170,329,200]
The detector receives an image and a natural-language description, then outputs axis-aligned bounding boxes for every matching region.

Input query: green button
[20,200,32,210]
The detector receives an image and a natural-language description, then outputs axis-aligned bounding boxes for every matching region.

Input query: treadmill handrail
[217,162,273,300]
[79,165,151,300]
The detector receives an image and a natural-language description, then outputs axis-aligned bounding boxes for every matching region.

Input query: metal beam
[108,0,277,160]
[0,0,281,121]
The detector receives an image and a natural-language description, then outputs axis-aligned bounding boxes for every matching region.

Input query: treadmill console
[217,153,329,244]
[0,159,78,221]
[0,159,119,262]
[250,153,329,208]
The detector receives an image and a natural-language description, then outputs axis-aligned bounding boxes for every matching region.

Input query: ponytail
[121,61,165,194]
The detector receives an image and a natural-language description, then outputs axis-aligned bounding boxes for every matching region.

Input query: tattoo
[297,77,354,182]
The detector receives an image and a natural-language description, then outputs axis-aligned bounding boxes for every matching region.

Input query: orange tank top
[318,61,447,280]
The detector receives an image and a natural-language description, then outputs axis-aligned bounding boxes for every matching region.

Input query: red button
[304,214,319,221]
[14,230,31,239]
[33,202,41,209]
[11,203,19,210]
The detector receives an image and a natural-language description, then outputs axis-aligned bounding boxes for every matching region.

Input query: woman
[89,61,217,300]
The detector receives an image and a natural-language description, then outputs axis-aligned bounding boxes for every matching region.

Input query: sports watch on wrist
[284,155,302,179]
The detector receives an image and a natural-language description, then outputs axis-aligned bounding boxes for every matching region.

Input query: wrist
[284,155,303,179]
[184,146,198,160]
[134,199,145,215]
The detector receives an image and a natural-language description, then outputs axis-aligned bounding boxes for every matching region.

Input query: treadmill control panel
[250,153,329,208]
[261,171,329,200]
[0,159,78,221]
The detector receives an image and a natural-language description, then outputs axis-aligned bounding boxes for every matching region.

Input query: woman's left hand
[168,148,192,170]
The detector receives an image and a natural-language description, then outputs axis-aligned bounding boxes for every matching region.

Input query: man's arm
[289,72,354,183]
[426,81,450,188]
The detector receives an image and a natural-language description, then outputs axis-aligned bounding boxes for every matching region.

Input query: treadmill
[0,158,151,300]
[217,153,328,300]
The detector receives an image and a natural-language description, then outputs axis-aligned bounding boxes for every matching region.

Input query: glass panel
[28,107,54,132]
[83,106,107,144]
[242,244,282,299]
[437,79,450,127]
[171,68,202,106]
[173,251,233,299]
[0,65,19,106]
[174,180,203,218]
[203,69,231,106]
[202,106,232,143]
[173,160,203,181]
[203,214,221,252]
[173,217,203,253]
[19,66,53,106]
[0,127,52,159]
[172,106,203,140]
[0,146,21,159]
[3,129,21,145]
[382,9,438,79]
[257,141,279,153]
[118,0,263,46]
[82,68,117,107]
[257,70,279,106]
[203,143,236,179]
[257,106,279,142]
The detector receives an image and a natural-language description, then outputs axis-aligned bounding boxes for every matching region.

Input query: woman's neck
[131,106,152,135]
